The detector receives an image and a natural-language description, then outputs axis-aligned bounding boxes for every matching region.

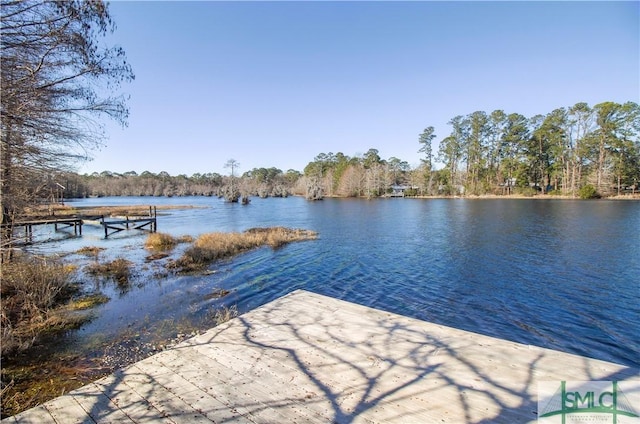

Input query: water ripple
[36,196,640,368]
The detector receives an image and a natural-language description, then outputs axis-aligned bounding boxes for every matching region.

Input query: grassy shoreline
[409,193,640,200]
[168,227,318,273]
[0,225,318,417]
[1,226,317,357]
[21,193,640,219]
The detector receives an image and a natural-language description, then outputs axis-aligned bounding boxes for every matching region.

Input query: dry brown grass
[245,227,319,248]
[85,258,133,286]
[169,227,317,272]
[209,305,238,326]
[0,255,78,356]
[76,246,104,258]
[144,233,194,251]
[145,233,194,262]
[1,355,94,418]
[144,233,178,250]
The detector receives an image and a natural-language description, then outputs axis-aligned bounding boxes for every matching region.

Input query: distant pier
[2,217,86,240]
[1,206,157,243]
[99,206,157,238]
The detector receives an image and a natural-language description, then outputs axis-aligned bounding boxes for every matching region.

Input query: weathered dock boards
[4,290,638,423]
[0,209,156,243]
[0,217,85,243]
[101,206,157,238]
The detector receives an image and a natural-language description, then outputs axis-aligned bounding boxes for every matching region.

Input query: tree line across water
[55,100,639,201]
[2,1,639,230]
[3,2,639,413]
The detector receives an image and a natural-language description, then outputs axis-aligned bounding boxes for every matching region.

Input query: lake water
[29,196,640,368]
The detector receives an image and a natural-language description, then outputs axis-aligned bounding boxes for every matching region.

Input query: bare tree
[223,159,240,202]
[1,0,134,229]
[224,158,240,178]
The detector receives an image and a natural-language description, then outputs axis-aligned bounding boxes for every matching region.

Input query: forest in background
[1,2,638,415]
[3,1,640,229]
[2,2,639,212]
[52,100,640,201]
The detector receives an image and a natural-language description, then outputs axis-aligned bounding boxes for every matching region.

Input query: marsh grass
[145,233,193,262]
[76,246,104,258]
[169,227,317,272]
[1,361,88,419]
[85,258,134,286]
[144,233,193,251]
[0,255,79,355]
[144,233,177,250]
[209,305,238,326]
[67,294,110,311]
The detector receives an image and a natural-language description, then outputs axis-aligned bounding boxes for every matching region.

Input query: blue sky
[83,1,639,176]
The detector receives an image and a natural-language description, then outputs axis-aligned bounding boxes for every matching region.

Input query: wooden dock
[4,290,638,423]
[99,206,157,238]
[0,206,157,242]
[1,217,87,243]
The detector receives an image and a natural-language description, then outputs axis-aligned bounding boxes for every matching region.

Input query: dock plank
[189,337,334,423]
[133,358,251,424]
[10,405,55,424]
[42,394,94,424]
[4,290,638,423]
[71,383,133,423]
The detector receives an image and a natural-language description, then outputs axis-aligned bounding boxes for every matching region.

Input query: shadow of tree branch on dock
[9,290,639,423]
[165,290,639,423]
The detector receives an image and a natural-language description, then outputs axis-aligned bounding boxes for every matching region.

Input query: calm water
[30,197,640,368]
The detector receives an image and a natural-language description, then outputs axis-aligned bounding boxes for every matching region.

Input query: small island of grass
[169,227,318,273]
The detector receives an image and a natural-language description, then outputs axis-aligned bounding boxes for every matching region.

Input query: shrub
[578,184,600,199]
[1,255,77,355]
[170,227,317,272]
[514,187,538,197]
[209,305,238,326]
[86,258,134,286]
[246,227,318,248]
[178,235,194,243]
[76,246,104,258]
[145,232,178,250]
